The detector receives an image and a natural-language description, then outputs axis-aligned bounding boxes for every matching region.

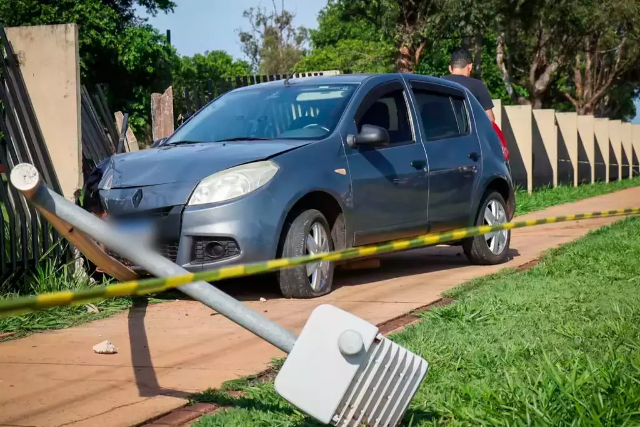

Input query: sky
[138,0,328,60]
[139,1,640,123]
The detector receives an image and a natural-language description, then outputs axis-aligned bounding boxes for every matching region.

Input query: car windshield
[167,83,358,144]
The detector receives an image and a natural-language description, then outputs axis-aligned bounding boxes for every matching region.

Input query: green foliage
[238,2,309,75]
[294,39,394,74]
[0,0,176,140]
[171,50,251,119]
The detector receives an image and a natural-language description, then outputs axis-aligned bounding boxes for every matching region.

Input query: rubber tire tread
[463,191,511,265]
[278,209,335,298]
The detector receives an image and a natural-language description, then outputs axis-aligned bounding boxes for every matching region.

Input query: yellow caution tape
[0,207,638,317]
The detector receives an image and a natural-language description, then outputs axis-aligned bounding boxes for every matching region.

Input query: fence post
[532,109,558,188]
[609,120,622,181]
[5,24,81,200]
[115,111,139,152]
[594,118,610,182]
[633,124,640,176]
[577,115,595,184]
[556,112,579,187]
[503,105,533,193]
[151,86,175,141]
[621,122,633,179]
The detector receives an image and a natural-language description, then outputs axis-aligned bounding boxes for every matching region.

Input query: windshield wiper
[167,140,202,146]
[215,137,273,142]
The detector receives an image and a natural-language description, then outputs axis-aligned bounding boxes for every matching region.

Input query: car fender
[266,137,354,257]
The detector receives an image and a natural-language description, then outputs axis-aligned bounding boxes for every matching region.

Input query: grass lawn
[0,261,177,341]
[190,217,640,426]
[514,176,640,216]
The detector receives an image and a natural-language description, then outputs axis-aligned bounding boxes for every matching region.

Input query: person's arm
[486,109,495,122]
[476,82,495,122]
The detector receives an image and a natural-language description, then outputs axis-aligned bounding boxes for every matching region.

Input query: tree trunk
[473,31,483,79]
[396,43,416,72]
[496,32,517,103]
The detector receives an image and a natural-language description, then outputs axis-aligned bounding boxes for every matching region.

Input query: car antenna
[283,73,294,87]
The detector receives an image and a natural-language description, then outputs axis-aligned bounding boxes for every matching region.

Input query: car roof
[231,73,463,92]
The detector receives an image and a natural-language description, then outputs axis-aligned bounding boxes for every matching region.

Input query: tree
[560,0,640,115]
[335,0,446,72]
[294,39,394,73]
[171,50,251,118]
[238,1,309,74]
[0,0,176,138]
[294,0,394,73]
[492,0,591,108]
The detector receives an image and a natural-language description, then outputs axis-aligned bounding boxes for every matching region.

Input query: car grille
[105,204,183,268]
[107,240,180,268]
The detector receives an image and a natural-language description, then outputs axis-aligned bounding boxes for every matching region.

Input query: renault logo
[132,189,143,208]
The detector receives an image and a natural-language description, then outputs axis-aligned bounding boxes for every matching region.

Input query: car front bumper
[102,185,284,273]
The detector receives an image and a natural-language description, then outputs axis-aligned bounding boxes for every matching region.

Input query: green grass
[0,260,136,341]
[190,217,640,426]
[514,176,640,216]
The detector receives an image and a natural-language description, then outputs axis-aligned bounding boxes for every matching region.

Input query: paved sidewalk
[1,188,639,427]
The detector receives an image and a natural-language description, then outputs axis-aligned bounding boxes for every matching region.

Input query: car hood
[103,140,311,188]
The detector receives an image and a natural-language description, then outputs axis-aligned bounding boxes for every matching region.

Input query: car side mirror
[151,138,166,148]
[347,125,390,149]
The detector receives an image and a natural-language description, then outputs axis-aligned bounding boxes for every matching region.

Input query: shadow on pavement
[216,245,521,302]
[128,298,191,399]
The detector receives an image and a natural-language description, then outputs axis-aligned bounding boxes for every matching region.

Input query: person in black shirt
[442,48,495,122]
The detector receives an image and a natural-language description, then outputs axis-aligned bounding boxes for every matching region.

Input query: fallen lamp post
[10,163,428,427]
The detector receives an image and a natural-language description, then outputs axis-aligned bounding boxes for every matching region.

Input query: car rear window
[412,90,469,141]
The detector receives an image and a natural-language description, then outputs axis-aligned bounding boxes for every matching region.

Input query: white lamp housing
[275,305,429,426]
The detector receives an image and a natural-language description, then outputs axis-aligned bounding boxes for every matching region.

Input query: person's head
[449,48,473,77]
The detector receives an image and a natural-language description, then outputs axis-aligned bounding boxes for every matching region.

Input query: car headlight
[188,160,279,206]
[98,168,114,191]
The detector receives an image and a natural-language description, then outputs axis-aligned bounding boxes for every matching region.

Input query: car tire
[463,191,511,265]
[278,209,335,298]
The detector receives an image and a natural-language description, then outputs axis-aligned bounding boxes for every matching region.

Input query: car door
[345,79,429,246]
[408,81,482,231]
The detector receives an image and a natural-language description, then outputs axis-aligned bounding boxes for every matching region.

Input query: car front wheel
[463,191,511,265]
[278,209,335,298]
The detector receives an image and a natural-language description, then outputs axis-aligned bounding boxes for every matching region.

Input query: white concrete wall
[6,24,81,200]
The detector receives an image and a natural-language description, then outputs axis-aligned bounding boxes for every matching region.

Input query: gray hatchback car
[95,74,515,298]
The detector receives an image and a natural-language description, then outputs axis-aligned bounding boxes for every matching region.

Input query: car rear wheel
[463,191,511,265]
[278,209,335,298]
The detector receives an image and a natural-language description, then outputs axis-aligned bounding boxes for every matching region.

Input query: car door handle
[468,152,481,162]
[410,159,427,170]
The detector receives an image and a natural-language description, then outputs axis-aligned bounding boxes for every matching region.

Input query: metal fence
[0,25,67,283]
[179,70,341,119]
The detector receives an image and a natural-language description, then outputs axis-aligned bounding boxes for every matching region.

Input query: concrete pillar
[503,105,533,193]
[621,122,633,179]
[115,112,140,152]
[609,120,622,181]
[492,99,502,128]
[6,24,81,200]
[151,86,174,141]
[577,115,595,184]
[593,118,610,182]
[556,112,578,187]
[532,110,557,188]
[632,125,640,176]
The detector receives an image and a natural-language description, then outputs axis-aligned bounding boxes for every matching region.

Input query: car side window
[450,97,470,134]
[357,89,413,144]
[412,89,467,141]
